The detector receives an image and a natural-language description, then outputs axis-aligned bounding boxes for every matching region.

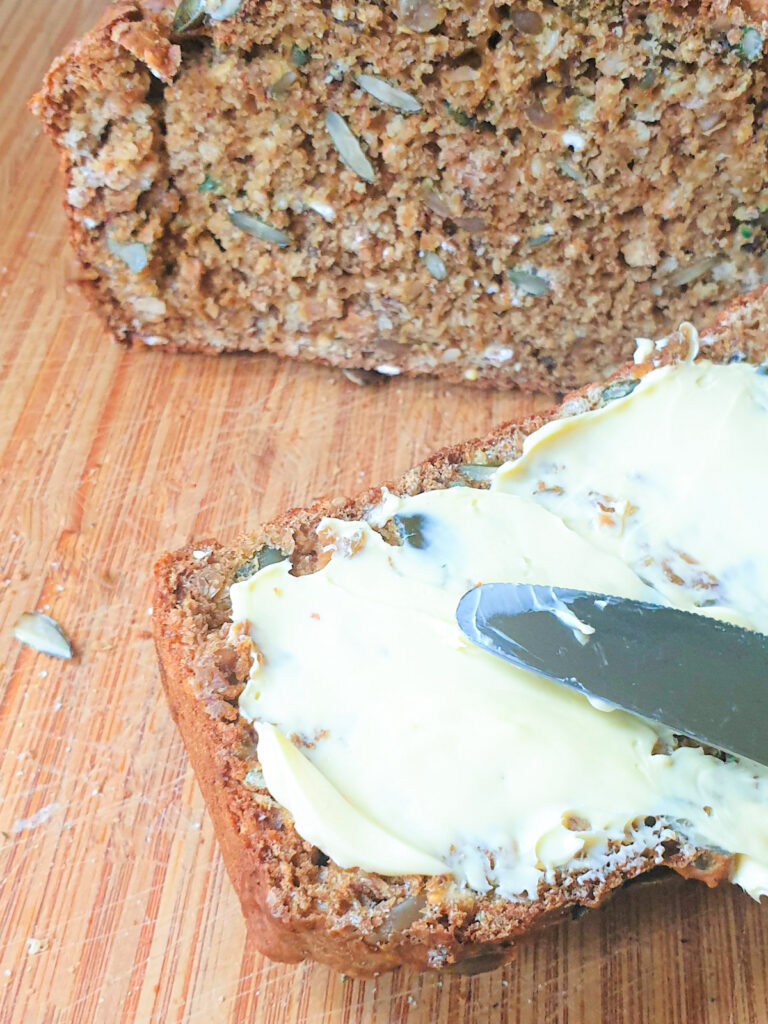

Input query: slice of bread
[32,0,768,391]
[153,287,768,977]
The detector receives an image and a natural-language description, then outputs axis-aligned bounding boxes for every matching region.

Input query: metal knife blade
[456,583,768,766]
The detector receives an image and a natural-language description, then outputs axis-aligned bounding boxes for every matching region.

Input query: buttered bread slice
[154,288,768,976]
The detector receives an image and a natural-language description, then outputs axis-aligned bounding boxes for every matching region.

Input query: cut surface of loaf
[153,287,768,977]
[33,0,768,390]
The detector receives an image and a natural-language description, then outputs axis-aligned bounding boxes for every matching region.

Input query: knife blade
[456,583,768,766]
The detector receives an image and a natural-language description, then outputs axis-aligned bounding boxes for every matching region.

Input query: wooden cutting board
[2,3,767,1021]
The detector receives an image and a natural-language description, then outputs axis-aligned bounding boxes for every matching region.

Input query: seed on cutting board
[13,612,73,659]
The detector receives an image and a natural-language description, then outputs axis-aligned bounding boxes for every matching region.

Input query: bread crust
[32,0,768,391]
[152,289,767,976]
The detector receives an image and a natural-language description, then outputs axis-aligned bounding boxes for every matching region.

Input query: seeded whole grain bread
[152,287,768,977]
[32,0,768,391]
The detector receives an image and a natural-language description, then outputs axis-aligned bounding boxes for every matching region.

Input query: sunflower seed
[507,269,550,295]
[106,236,149,273]
[354,74,422,114]
[528,232,554,247]
[173,0,206,32]
[421,250,447,280]
[13,612,73,659]
[228,209,291,247]
[324,111,375,183]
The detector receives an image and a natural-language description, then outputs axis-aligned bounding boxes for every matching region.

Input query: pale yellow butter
[231,358,768,900]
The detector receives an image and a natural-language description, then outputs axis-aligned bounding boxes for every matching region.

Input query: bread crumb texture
[33,0,768,389]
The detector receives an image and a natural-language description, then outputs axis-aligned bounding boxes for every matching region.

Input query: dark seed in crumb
[173,0,206,32]
[291,44,310,66]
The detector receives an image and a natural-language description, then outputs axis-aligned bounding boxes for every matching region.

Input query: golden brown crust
[152,291,766,976]
[33,0,768,391]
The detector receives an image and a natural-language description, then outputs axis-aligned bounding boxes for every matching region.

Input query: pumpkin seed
[244,768,266,789]
[354,74,422,114]
[13,612,73,659]
[394,514,429,549]
[421,250,447,280]
[445,103,473,127]
[324,111,375,183]
[666,256,718,287]
[556,158,587,185]
[106,236,149,273]
[228,209,291,247]
[506,269,550,296]
[268,71,297,100]
[198,175,222,193]
[602,378,640,403]
[738,27,762,63]
[458,464,497,482]
[257,546,289,568]
[291,44,310,66]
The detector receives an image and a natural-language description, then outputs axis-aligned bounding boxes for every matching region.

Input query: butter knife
[456,583,768,765]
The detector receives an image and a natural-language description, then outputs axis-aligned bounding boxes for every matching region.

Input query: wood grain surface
[1,3,767,1022]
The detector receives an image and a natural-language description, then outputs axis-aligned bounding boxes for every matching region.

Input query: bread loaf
[33,0,768,389]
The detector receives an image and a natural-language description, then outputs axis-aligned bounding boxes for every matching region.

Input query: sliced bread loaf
[153,286,768,976]
[33,0,768,390]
